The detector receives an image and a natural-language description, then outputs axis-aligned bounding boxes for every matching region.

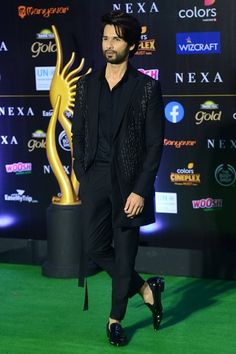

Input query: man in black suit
[72,11,165,346]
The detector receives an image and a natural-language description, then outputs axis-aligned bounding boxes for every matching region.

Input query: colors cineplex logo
[4,189,38,204]
[195,100,222,125]
[170,162,201,186]
[215,164,236,187]
[136,26,156,56]
[5,162,32,175]
[138,68,159,80]
[176,32,220,55]
[164,139,197,148]
[192,197,222,211]
[18,6,69,19]
[165,102,184,123]
[112,2,159,14]
[178,0,217,22]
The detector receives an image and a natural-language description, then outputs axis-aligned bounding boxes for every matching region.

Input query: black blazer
[71,65,165,228]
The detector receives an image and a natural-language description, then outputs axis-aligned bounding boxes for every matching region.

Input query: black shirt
[95,69,129,163]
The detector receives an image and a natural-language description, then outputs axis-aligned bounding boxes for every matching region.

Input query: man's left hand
[124,192,144,218]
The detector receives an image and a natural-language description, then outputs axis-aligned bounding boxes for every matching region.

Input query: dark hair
[101,11,141,58]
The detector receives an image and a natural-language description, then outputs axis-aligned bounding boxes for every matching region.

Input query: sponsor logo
[176,32,220,55]
[233,113,236,120]
[43,165,70,174]
[138,68,159,80]
[59,130,70,151]
[35,66,55,91]
[1,135,18,145]
[164,139,197,148]
[165,102,184,123]
[170,162,201,186]
[136,26,156,56]
[192,197,222,211]
[112,2,159,14]
[155,192,177,214]
[195,100,222,125]
[0,41,8,51]
[0,106,34,117]
[28,130,46,152]
[178,1,217,22]
[5,162,32,175]
[42,109,53,117]
[36,29,54,40]
[18,6,69,19]
[31,41,56,58]
[4,189,38,203]
[215,164,236,187]
[175,71,223,84]
[207,139,236,149]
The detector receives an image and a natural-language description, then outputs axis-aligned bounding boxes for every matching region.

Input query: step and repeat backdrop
[0,0,235,251]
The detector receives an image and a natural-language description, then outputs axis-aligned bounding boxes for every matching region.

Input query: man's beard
[103,46,129,64]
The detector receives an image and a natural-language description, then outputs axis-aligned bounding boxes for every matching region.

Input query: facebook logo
[165,102,184,123]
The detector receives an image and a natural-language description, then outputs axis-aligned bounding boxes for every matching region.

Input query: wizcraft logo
[178,1,217,22]
[176,32,220,55]
[136,26,156,56]
[112,2,159,14]
[170,162,201,186]
[18,6,69,19]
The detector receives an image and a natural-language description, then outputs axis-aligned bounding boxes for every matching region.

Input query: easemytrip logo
[215,164,236,187]
[170,162,201,186]
[5,162,32,175]
[195,100,222,125]
[164,139,197,148]
[112,2,159,14]
[4,189,38,204]
[35,66,55,91]
[178,0,217,22]
[192,197,223,211]
[165,102,184,123]
[138,68,159,80]
[59,131,70,151]
[176,32,220,55]
[136,26,156,56]
[42,109,53,117]
[18,6,70,19]
[28,130,46,152]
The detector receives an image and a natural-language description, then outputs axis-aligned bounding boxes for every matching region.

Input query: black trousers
[80,161,145,321]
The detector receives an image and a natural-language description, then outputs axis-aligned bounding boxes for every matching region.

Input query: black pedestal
[42,203,82,278]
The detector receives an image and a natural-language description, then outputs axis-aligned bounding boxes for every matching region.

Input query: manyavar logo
[176,32,220,55]
[28,130,46,152]
[36,29,54,39]
[170,162,201,186]
[164,139,197,148]
[215,164,236,187]
[4,189,38,203]
[192,197,223,211]
[138,68,159,80]
[0,106,34,117]
[178,0,217,22]
[0,41,8,52]
[195,100,222,125]
[5,162,32,175]
[112,2,159,14]
[18,5,69,19]
[175,72,223,84]
[136,26,156,56]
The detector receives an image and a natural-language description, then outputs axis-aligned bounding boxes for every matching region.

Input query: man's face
[102,24,132,64]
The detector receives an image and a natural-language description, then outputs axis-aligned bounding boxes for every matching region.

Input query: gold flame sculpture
[47,25,91,205]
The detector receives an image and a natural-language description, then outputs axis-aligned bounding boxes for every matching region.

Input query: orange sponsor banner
[18,6,69,19]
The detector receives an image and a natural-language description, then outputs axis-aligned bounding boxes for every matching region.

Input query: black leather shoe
[106,322,127,346]
[145,277,165,331]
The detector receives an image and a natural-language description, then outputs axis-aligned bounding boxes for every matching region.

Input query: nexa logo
[1,135,18,144]
[0,107,34,117]
[179,0,217,22]
[0,41,8,51]
[113,2,159,13]
[175,72,223,84]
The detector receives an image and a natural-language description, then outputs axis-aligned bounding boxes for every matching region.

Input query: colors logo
[204,0,215,5]
[178,1,217,22]
[165,102,184,123]
[170,163,201,186]
[176,32,220,55]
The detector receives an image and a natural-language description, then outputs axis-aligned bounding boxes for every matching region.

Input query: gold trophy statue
[42,25,91,278]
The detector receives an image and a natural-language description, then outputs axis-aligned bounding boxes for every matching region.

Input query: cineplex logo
[178,0,217,22]
[18,6,69,19]
[4,189,38,203]
[170,162,201,186]
[113,2,159,13]
[136,26,156,56]
[192,197,223,210]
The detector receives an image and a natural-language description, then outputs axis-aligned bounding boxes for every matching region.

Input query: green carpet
[0,263,236,354]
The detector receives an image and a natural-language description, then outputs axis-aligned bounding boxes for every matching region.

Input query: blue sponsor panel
[176,32,221,55]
